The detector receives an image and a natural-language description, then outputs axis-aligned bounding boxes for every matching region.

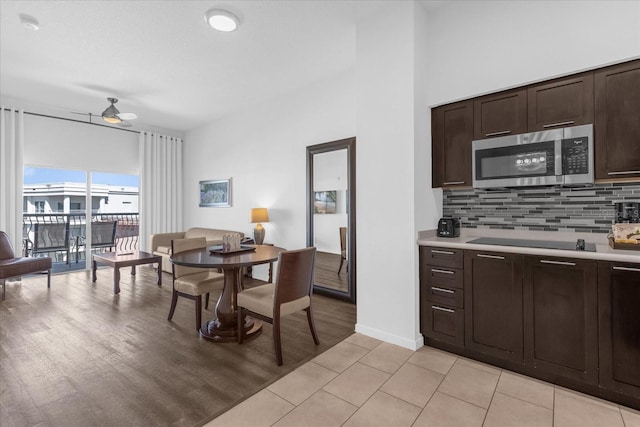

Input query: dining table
[170,244,285,342]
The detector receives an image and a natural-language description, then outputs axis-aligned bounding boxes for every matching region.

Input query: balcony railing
[22,213,139,265]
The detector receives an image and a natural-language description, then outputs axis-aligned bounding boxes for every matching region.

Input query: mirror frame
[306,137,356,304]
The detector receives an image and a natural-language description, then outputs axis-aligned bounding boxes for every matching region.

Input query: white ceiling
[1,0,439,133]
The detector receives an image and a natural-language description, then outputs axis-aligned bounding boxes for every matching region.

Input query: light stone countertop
[417,228,640,264]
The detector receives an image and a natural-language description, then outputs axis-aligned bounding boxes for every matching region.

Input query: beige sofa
[149,227,245,272]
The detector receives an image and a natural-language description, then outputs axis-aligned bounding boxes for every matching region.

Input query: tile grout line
[481,368,502,426]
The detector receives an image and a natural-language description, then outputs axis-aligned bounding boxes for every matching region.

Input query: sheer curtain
[139,132,183,252]
[0,107,25,251]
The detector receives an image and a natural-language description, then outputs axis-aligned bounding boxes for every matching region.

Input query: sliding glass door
[23,166,139,272]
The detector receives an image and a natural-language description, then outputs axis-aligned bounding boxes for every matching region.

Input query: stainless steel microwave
[472,124,593,189]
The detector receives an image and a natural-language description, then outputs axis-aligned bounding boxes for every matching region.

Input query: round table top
[170,244,285,269]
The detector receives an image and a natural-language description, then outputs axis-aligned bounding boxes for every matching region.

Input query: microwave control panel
[562,137,589,175]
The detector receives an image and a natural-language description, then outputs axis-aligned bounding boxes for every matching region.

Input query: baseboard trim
[355,323,424,351]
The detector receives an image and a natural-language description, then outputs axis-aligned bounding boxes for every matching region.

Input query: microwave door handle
[555,140,563,177]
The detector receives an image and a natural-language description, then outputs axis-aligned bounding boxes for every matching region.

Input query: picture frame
[314,190,337,214]
[199,178,232,207]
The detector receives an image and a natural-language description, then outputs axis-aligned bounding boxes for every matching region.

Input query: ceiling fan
[72,97,138,127]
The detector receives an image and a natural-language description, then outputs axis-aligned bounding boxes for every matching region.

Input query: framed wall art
[199,178,232,207]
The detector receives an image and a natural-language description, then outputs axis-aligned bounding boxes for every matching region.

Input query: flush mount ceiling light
[19,14,40,31]
[204,8,240,32]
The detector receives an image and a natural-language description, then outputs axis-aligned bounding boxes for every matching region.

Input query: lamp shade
[250,208,269,223]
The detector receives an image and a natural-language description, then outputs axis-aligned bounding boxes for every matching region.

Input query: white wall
[183,70,355,280]
[355,1,424,349]
[425,0,640,107]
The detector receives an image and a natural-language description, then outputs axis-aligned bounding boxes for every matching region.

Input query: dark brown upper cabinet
[432,100,473,188]
[527,72,594,131]
[473,88,527,140]
[594,59,640,180]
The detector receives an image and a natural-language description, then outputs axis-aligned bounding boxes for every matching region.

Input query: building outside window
[35,201,45,213]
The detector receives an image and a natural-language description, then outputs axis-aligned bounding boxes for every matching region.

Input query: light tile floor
[206,334,640,427]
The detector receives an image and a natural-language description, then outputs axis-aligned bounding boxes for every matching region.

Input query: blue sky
[24,167,139,187]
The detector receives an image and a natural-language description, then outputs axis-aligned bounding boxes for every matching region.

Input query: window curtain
[138,132,183,251]
[0,107,25,251]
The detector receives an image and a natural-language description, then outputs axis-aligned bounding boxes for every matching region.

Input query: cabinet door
[598,261,640,396]
[594,60,640,180]
[527,72,594,131]
[464,250,523,362]
[432,100,473,188]
[473,88,527,140]
[421,298,465,347]
[524,256,598,384]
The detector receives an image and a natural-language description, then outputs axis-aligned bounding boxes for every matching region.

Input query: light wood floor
[314,251,348,293]
[0,267,356,427]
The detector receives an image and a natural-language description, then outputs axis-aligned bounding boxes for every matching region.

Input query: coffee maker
[614,201,640,223]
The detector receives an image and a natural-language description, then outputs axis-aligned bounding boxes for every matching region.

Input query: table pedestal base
[200,316,262,343]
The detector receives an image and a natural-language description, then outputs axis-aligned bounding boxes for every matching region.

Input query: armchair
[0,231,52,300]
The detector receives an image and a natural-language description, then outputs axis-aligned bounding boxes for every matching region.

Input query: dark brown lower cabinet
[598,261,640,397]
[420,299,464,347]
[464,250,523,362]
[524,256,598,385]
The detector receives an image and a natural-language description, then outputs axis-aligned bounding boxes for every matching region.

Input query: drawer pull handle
[477,254,505,260]
[443,181,465,185]
[431,250,455,255]
[432,286,455,294]
[607,170,640,176]
[542,120,575,128]
[432,305,455,313]
[540,260,576,266]
[613,266,640,273]
[431,268,454,275]
[485,130,511,137]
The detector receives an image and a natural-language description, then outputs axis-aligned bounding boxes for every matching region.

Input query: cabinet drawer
[422,264,463,289]
[421,246,464,269]
[424,282,464,308]
[421,302,464,347]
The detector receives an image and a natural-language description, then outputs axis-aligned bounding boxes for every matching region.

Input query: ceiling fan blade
[118,120,132,128]
[117,112,137,120]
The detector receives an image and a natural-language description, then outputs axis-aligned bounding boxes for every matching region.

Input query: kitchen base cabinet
[598,261,640,397]
[420,246,465,348]
[524,256,598,385]
[421,301,465,347]
[464,250,523,363]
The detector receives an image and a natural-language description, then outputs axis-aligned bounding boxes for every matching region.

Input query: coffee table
[92,251,162,294]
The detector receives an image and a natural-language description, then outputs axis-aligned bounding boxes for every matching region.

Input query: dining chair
[169,237,224,331]
[237,247,319,365]
[338,226,347,274]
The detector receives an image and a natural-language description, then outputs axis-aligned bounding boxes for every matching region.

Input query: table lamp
[250,208,269,245]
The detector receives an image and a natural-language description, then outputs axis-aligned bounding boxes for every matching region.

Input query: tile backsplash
[443,183,640,234]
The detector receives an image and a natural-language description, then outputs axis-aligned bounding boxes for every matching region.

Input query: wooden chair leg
[167,290,178,320]
[306,306,320,345]
[273,316,283,366]
[205,293,209,310]
[237,307,244,344]
[195,296,202,331]
[338,257,344,274]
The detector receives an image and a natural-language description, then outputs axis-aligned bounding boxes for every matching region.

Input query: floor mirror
[306,137,355,303]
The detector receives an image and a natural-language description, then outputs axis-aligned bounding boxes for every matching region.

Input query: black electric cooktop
[467,237,596,252]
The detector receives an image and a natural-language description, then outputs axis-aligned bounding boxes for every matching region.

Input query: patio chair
[31,222,71,264]
[76,221,118,262]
